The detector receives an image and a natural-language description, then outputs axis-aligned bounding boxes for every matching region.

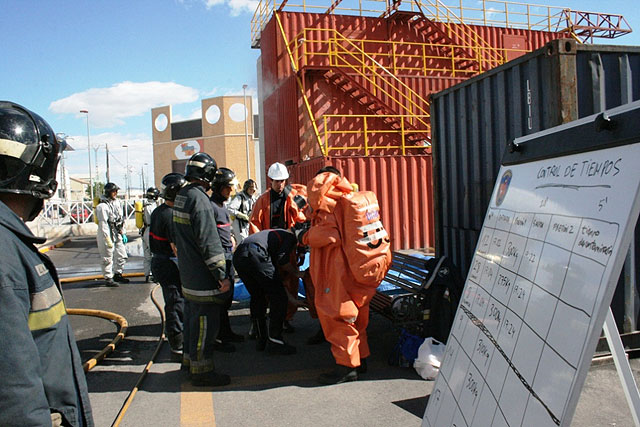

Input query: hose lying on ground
[111,284,165,427]
[66,308,128,372]
[63,274,167,426]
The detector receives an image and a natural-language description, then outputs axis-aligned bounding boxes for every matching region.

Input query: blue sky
[1,0,639,192]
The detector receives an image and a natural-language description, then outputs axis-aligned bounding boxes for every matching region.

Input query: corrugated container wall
[289,155,435,251]
[258,10,564,250]
[430,38,640,331]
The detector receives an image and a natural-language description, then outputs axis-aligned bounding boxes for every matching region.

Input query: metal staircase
[257,0,632,157]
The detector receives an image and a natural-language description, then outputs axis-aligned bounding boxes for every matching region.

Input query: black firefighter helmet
[160,173,186,201]
[145,187,160,200]
[0,101,63,201]
[184,152,217,185]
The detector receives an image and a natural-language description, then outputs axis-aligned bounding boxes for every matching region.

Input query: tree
[87,181,105,201]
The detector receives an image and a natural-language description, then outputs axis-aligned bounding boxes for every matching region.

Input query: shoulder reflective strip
[204,253,225,266]
[30,285,62,311]
[358,229,388,244]
[0,137,27,159]
[149,231,168,241]
[188,160,207,168]
[216,222,231,228]
[356,203,379,212]
[28,299,66,331]
[174,217,190,225]
[174,211,190,219]
[358,221,384,233]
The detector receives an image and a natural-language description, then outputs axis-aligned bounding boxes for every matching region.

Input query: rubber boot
[357,358,368,374]
[248,318,257,340]
[218,310,245,343]
[317,364,358,385]
[306,327,326,345]
[190,372,231,387]
[266,336,296,355]
[255,317,267,352]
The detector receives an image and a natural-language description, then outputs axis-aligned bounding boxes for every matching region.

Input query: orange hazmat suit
[303,172,381,368]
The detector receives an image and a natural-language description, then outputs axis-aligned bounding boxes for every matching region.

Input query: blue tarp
[233,252,432,302]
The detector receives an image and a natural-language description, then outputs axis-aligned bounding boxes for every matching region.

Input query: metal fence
[38,199,138,226]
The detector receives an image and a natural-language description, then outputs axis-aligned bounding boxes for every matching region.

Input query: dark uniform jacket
[149,203,174,257]
[0,201,93,426]
[172,183,227,302]
[210,193,233,251]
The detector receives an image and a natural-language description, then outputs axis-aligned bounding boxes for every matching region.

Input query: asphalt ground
[49,236,640,426]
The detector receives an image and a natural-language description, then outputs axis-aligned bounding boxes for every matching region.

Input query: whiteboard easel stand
[603,308,640,426]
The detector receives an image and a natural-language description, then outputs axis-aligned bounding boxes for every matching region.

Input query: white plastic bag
[413,337,445,380]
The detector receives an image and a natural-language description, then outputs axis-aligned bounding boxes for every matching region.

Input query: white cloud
[203,0,258,16]
[49,81,199,128]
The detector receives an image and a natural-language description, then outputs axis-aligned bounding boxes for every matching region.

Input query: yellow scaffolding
[252,0,630,47]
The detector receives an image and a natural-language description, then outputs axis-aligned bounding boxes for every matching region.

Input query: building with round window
[151,96,262,190]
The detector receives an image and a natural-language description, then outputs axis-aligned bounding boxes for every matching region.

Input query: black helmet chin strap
[26,198,44,222]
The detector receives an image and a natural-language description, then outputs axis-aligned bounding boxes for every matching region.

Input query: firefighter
[172,152,232,387]
[249,162,307,233]
[232,229,304,355]
[0,101,94,426]
[249,162,308,333]
[149,174,185,355]
[142,186,159,282]
[96,182,129,286]
[210,167,244,350]
[228,178,257,244]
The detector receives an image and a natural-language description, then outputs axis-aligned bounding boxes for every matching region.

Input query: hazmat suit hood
[307,172,352,216]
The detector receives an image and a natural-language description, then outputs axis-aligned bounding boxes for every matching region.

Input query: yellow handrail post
[275,12,326,157]
[422,43,427,75]
[401,118,406,156]
[450,45,455,77]
[363,116,369,156]
[324,116,328,154]
[392,42,397,75]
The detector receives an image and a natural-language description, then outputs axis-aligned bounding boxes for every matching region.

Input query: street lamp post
[79,110,93,201]
[93,145,101,184]
[122,145,130,199]
[242,84,251,180]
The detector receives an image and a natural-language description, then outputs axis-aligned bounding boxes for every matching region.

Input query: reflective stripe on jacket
[172,183,227,302]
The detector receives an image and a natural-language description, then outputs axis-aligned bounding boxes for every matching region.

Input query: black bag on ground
[419,256,464,343]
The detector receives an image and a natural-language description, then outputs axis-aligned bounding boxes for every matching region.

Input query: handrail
[291,28,529,77]
[329,32,431,129]
[323,114,431,155]
[291,27,431,131]
[250,0,631,47]
[274,12,327,156]
[418,0,504,70]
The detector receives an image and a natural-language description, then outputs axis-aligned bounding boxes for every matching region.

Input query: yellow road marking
[179,367,328,425]
[181,383,216,426]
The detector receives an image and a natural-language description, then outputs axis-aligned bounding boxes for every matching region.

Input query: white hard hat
[267,162,289,180]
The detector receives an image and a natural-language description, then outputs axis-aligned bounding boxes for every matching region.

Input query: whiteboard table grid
[429,207,621,427]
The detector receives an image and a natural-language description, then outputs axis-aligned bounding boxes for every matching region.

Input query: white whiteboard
[423,113,640,426]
